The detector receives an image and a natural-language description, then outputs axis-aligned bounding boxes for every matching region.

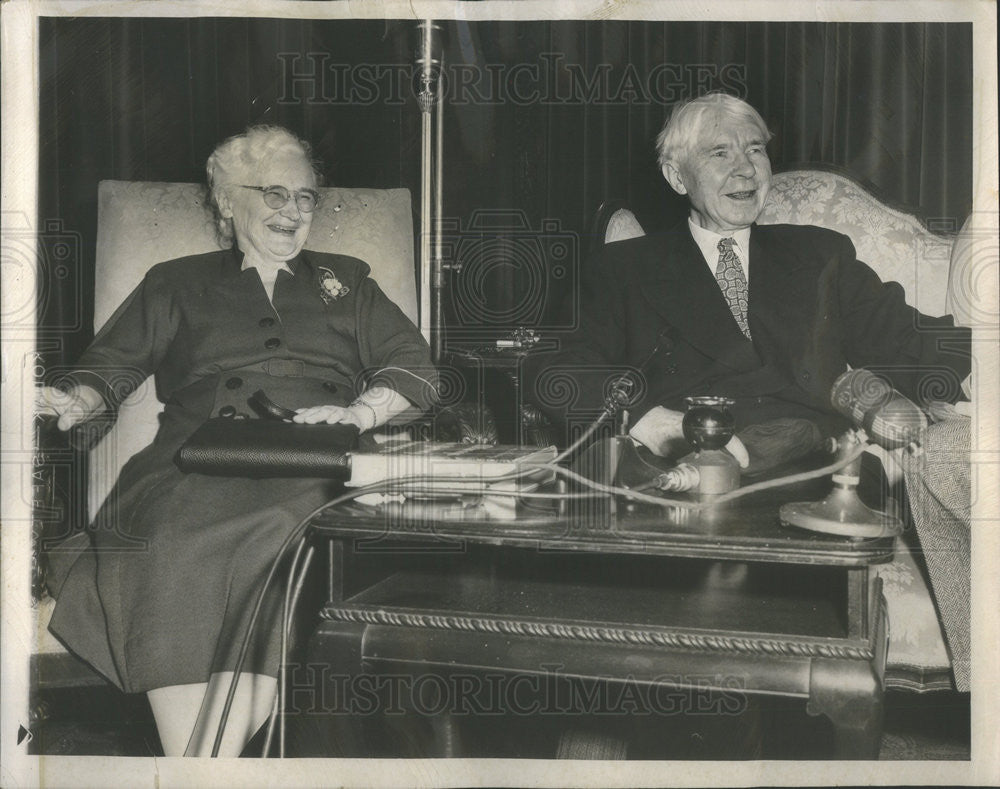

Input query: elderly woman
[38,126,437,756]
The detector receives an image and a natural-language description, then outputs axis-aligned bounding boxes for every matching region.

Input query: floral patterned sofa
[758,167,971,692]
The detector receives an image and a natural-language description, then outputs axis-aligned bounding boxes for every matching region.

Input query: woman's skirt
[48,430,343,694]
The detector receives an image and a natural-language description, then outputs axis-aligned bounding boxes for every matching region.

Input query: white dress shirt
[687,218,751,286]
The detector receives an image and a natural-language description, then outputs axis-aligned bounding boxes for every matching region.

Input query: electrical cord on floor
[218,441,867,756]
[214,468,547,757]
[261,533,308,757]
[261,537,311,757]
[262,537,305,757]
[281,545,315,757]
[211,482,391,757]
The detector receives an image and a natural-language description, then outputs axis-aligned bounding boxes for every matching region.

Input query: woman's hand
[293,404,374,431]
[293,387,411,432]
[35,384,106,431]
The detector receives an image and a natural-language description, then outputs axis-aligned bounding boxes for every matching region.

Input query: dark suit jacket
[73,248,437,429]
[528,221,971,438]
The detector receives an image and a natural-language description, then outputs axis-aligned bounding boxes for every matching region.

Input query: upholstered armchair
[86,182,422,517]
[588,198,647,249]
[32,181,459,687]
[758,167,971,692]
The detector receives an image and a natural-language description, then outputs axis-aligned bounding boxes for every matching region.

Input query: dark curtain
[37,18,973,367]
[37,17,418,365]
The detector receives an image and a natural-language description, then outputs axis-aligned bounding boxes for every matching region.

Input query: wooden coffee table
[302,478,894,759]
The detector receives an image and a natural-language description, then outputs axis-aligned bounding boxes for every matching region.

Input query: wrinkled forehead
[244,145,316,188]
[690,108,769,152]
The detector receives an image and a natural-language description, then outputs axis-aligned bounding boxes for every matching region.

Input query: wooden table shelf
[300,480,892,759]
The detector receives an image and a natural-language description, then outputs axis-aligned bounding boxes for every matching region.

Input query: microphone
[604,327,676,416]
[566,327,678,499]
[779,368,925,538]
[830,369,927,451]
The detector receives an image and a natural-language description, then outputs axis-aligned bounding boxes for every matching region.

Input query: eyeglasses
[240,185,320,213]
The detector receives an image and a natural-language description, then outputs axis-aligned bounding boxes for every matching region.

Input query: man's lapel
[637,224,759,371]
[746,225,817,360]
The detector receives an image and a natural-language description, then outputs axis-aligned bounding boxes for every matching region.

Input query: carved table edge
[319,604,878,662]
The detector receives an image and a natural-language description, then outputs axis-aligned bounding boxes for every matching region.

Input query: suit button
[219,405,236,418]
[800,371,811,382]
[225,376,243,390]
[265,337,281,349]
[259,317,275,328]
[323,381,338,394]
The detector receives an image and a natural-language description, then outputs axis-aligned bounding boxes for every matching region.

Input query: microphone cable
[216,434,866,756]
[261,538,316,758]
[213,466,576,757]
[526,441,867,511]
[552,327,676,465]
[211,481,391,757]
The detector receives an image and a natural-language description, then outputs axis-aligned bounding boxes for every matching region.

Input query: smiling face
[662,110,771,234]
[221,147,317,265]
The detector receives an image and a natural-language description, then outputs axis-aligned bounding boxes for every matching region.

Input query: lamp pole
[416,20,445,362]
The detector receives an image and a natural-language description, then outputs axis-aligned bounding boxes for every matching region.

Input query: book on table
[347,441,558,490]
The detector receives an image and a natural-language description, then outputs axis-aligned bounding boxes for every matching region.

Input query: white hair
[655,93,772,168]
[205,125,321,246]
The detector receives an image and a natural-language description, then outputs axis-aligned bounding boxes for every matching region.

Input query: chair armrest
[431,403,499,444]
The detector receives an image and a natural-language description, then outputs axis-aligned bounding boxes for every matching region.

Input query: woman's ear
[661,162,688,196]
[216,188,234,219]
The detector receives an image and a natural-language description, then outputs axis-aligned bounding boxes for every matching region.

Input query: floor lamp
[416,20,446,362]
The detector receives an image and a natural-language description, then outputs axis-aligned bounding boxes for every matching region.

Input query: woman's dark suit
[48,248,436,693]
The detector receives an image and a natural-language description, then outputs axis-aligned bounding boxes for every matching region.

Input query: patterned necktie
[716,238,751,339]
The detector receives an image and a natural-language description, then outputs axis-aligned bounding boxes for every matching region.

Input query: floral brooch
[317,266,350,304]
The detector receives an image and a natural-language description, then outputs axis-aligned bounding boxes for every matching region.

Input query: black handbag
[175,418,358,479]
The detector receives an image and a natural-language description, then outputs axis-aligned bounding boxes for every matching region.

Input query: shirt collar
[687,218,751,270]
[231,246,314,276]
[240,256,295,277]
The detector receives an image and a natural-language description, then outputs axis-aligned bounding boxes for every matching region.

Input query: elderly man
[530,93,970,469]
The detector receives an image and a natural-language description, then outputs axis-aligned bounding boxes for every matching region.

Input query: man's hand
[35,385,106,431]
[629,405,749,469]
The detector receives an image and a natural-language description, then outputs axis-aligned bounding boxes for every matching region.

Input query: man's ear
[661,162,687,195]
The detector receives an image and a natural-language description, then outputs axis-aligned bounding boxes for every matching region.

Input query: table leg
[806,657,884,758]
[846,567,869,639]
[290,619,370,757]
[806,585,887,759]
[328,538,344,603]
[428,712,464,757]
